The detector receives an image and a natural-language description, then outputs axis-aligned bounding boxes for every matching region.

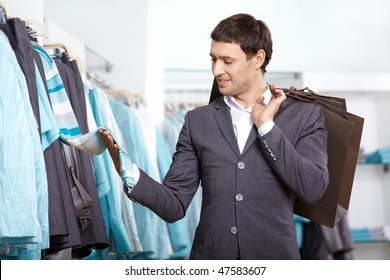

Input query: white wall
[3,0,43,23]
[43,0,149,96]
[42,0,166,121]
[160,0,390,73]
[43,19,85,63]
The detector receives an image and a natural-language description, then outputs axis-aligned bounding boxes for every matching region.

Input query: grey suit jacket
[129,96,329,260]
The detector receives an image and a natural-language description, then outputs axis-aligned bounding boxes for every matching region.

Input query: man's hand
[251,84,286,128]
[99,128,121,174]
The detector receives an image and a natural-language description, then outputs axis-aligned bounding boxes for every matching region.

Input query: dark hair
[211,13,273,73]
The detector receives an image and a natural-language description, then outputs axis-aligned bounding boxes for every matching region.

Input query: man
[100,13,329,260]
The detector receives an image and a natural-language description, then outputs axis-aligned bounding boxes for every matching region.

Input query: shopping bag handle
[274,86,318,103]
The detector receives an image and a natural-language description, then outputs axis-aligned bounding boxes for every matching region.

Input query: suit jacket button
[235,194,243,201]
[230,226,238,235]
[237,162,245,169]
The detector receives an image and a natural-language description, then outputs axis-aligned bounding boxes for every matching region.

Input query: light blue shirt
[88,86,132,255]
[0,31,48,260]
[108,98,172,260]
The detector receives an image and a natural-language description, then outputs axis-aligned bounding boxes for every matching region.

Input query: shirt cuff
[258,121,275,137]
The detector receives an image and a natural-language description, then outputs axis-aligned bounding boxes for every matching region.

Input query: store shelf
[357,162,389,172]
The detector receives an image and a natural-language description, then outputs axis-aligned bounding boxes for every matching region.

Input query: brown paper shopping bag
[282,87,364,228]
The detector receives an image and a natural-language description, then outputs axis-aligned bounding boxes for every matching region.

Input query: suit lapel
[213,98,241,158]
[241,125,258,155]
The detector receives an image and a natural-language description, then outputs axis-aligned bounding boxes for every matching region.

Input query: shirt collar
[223,83,272,113]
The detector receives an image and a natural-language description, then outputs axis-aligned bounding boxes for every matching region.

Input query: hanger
[0,0,13,18]
[105,89,146,107]
[165,102,174,111]
[0,7,6,24]
[24,18,48,38]
[165,102,180,112]
[43,42,74,60]
[86,71,112,89]
[105,89,135,106]
[133,92,146,107]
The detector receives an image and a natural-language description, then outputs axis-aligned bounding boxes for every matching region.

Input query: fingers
[99,129,118,151]
[255,95,265,104]
[268,85,286,103]
[99,129,110,145]
[270,83,281,91]
[269,84,286,98]
[99,128,121,174]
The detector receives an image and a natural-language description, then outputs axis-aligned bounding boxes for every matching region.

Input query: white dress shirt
[224,84,274,154]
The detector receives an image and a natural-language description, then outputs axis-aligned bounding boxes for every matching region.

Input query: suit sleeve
[128,112,201,223]
[260,105,329,203]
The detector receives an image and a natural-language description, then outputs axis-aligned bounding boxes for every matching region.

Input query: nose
[212,60,224,77]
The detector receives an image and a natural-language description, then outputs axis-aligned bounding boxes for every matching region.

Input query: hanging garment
[300,221,329,260]
[0,17,40,136]
[54,56,111,258]
[90,86,143,255]
[87,86,133,256]
[0,31,48,260]
[54,59,94,233]
[109,97,173,260]
[33,46,86,256]
[132,104,173,259]
[31,47,75,253]
[299,215,354,260]
[32,44,110,258]
[320,214,354,259]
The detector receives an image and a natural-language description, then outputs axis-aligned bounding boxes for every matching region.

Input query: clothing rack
[43,42,75,59]
[24,18,48,38]
[164,88,209,106]
[43,42,90,74]
[164,101,204,112]
[85,72,146,107]
[105,89,146,107]
[86,71,113,89]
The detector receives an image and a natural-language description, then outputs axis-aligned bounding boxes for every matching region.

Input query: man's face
[210,40,258,97]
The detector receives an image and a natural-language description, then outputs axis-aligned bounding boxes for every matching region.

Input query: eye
[224,60,233,64]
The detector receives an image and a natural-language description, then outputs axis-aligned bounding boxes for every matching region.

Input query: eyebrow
[209,54,236,60]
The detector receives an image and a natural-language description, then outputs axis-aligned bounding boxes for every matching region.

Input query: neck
[234,82,268,109]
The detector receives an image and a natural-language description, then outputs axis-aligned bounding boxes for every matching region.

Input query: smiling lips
[217,78,230,86]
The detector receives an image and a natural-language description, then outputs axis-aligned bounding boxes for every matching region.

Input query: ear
[254,49,265,70]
